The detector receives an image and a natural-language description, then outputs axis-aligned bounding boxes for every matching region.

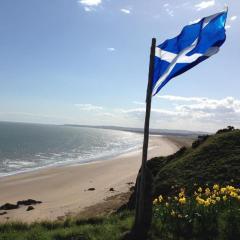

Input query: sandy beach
[0,135,180,223]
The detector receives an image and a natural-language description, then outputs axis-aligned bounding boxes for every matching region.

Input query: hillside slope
[147,128,240,197]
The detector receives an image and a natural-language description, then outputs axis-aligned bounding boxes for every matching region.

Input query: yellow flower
[165,202,169,207]
[174,196,178,201]
[196,196,205,205]
[210,199,216,205]
[198,187,202,193]
[205,188,211,196]
[179,191,184,198]
[171,210,176,216]
[204,199,211,207]
[213,184,219,191]
[230,191,238,198]
[226,185,236,192]
[179,197,186,204]
[204,202,210,207]
[223,195,227,201]
[158,195,164,203]
[153,198,158,205]
[221,187,227,194]
[216,197,221,202]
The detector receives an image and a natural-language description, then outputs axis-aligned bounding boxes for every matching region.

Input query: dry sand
[0,135,179,223]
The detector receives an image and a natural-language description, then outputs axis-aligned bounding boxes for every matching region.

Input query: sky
[0,0,239,132]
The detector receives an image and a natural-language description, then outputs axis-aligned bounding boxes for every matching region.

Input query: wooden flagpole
[131,38,156,239]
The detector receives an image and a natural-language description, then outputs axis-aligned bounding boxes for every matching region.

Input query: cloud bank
[123,96,240,131]
[72,96,240,131]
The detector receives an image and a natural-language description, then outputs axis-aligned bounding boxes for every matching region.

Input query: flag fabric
[152,10,228,96]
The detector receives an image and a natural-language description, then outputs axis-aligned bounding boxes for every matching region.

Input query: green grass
[151,203,240,240]
[147,129,240,196]
[0,211,133,240]
[1,199,240,240]
[151,184,240,240]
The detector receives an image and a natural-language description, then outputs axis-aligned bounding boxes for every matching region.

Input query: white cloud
[225,25,231,29]
[79,0,101,6]
[122,95,240,131]
[195,0,215,11]
[78,0,102,11]
[158,95,206,102]
[166,8,174,17]
[107,47,115,52]
[230,16,237,21]
[75,104,103,111]
[158,95,240,122]
[120,8,131,14]
[163,4,174,17]
[70,96,240,131]
[83,7,92,12]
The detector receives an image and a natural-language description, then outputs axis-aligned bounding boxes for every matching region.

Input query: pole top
[152,38,156,47]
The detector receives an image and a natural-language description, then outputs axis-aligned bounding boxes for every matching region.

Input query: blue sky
[0,0,239,131]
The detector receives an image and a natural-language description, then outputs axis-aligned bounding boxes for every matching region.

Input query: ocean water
[0,122,143,177]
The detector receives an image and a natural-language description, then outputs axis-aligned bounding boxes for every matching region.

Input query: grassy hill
[147,128,240,197]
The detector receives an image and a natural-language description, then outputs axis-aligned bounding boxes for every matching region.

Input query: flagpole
[131,38,156,239]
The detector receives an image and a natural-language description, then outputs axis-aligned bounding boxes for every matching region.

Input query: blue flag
[152,10,227,96]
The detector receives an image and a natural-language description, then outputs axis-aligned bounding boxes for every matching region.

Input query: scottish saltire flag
[152,10,228,96]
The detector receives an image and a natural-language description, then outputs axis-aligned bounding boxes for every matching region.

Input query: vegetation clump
[191,135,209,148]
[216,126,235,134]
[152,184,240,239]
[0,212,134,240]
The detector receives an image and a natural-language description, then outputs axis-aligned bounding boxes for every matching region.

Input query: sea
[0,122,143,177]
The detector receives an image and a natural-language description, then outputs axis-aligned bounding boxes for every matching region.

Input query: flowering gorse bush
[152,184,240,239]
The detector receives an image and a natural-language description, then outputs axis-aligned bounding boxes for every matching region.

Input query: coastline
[0,139,142,179]
[0,127,144,179]
[0,135,180,223]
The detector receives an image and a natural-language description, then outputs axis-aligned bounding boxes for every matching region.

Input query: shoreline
[0,141,143,179]
[0,135,181,223]
[0,123,196,179]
